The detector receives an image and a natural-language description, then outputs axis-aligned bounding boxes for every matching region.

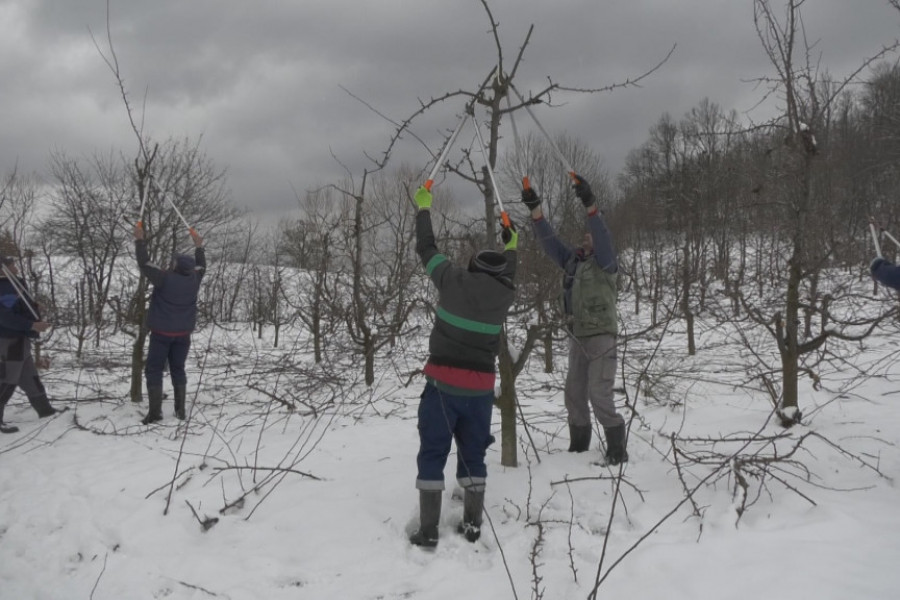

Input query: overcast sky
[1,0,899,222]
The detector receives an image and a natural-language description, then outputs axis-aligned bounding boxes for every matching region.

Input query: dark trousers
[415,382,494,492]
[0,336,46,398]
[145,332,191,388]
[0,336,53,417]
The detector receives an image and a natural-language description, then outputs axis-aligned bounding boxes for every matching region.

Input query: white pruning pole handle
[424,113,469,191]
[470,111,511,228]
[869,219,883,258]
[150,181,197,236]
[505,89,530,190]
[1,263,40,320]
[137,190,148,228]
[882,228,900,251]
[423,66,498,193]
[509,82,577,181]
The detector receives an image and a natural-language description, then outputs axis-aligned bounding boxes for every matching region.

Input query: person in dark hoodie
[134,224,206,425]
[0,256,57,433]
[522,176,628,467]
[407,185,518,549]
[870,254,900,290]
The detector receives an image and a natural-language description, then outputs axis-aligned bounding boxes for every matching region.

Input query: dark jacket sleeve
[502,249,517,282]
[195,246,207,282]
[416,210,452,287]
[135,240,166,287]
[587,212,618,274]
[531,216,574,270]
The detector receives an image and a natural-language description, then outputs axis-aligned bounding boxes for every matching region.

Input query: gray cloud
[2,0,898,220]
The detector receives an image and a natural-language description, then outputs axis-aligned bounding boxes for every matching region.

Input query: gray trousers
[0,336,46,399]
[564,333,623,429]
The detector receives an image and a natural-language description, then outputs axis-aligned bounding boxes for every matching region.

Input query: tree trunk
[497,341,517,467]
[681,237,696,356]
[130,327,147,403]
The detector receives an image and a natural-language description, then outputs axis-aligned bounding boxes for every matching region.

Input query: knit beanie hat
[468,250,507,276]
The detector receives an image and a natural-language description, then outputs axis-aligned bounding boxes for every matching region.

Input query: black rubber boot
[141,385,164,425]
[568,424,592,453]
[603,424,629,466]
[0,384,18,433]
[456,487,484,543]
[173,385,186,420]
[409,490,442,549]
[29,394,58,418]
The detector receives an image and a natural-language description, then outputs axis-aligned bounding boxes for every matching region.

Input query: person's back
[408,185,518,548]
[145,253,204,334]
[422,249,515,389]
[133,225,206,424]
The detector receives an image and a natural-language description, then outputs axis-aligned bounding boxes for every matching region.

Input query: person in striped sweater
[408,185,517,548]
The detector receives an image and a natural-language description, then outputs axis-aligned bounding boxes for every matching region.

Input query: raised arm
[574,175,617,274]
[191,229,207,281]
[522,188,574,270]
[414,186,451,286]
[134,224,166,287]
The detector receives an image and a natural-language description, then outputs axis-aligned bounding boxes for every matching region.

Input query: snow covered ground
[1,312,899,600]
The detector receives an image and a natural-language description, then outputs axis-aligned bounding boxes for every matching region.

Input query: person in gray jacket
[134,224,205,424]
[522,176,627,466]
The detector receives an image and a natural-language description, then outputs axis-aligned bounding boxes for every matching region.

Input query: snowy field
[1,305,899,600]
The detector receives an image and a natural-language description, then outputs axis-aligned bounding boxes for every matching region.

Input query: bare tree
[748,0,899,426]
[43,151,132,350]
[278,187,344,364]
[93,9,242,402]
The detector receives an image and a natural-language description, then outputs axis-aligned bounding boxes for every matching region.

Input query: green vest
[568,260,618,337]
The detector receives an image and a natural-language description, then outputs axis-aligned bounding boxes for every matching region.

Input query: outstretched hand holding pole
[501,222,518,251]
[521,187,542,220]
[415,186,433,211]
[573,174,596,209]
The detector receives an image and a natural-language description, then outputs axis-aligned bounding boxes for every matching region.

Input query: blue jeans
[415,382,495,491]
[145,332,191,388]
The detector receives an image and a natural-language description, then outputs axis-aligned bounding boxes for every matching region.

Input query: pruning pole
[505,90,530,190]
[424,113,469,191]
[870,218,884,257]
[137,187,148,229]
[152,182,197,236]
[1,263,39,320]
[470,109,511,228]
[423,65,498,192]
[881,226,900,251]
[509,82,577,181]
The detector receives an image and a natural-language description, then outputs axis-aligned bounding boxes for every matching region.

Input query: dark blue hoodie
[0,274,40,339]
[136,241,206,333]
